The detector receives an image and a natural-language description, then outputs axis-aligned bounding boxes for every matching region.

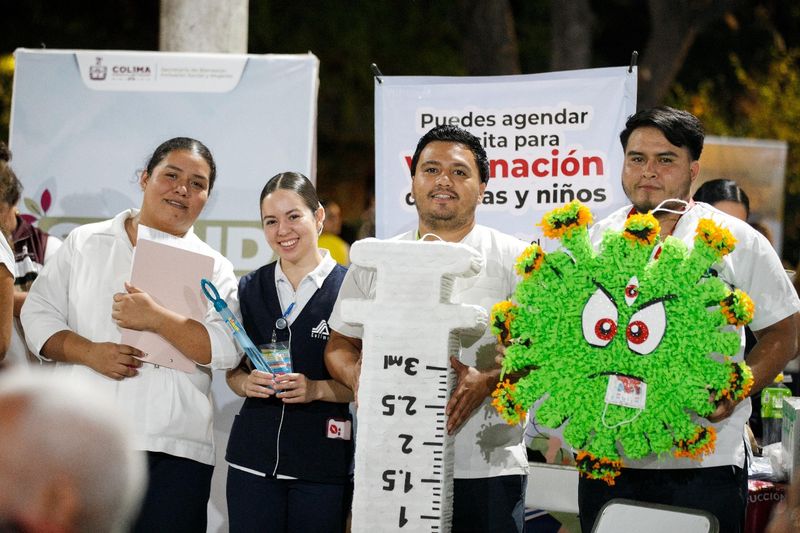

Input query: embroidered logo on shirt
[311,319,330,339]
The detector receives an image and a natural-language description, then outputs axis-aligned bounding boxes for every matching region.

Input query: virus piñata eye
[596,319,617,341]
[626,321,648,343]
[626,301,666,355]
[582,287,618,347]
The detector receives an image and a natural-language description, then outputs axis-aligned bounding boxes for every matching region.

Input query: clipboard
[120,237,214,373]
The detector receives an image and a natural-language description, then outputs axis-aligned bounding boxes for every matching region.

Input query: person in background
[0,144,17,368]
[325,125,529,532]
[579,107,800,533]
[21,137,241,532]
[318,196,350,266]
[356,194,376,240]
[0,368,147,533]
[693,178,750,221]
[225,172,354,533]
[0,141,61,367]
[694,178,788,267]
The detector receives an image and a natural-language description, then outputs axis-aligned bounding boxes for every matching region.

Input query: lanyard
[275,302,296,330]
[272,302,295,343]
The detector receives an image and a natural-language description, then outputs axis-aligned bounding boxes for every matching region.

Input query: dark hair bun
[0,141,10,163]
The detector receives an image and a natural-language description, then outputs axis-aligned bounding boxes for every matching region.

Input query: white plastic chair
[591,498,719,533]
[525,463,579,514]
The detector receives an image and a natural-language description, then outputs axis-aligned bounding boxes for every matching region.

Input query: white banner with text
[375,67,638,246]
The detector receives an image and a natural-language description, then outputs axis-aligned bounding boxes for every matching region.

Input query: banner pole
[371,63,383,84]
[629,50,639,73]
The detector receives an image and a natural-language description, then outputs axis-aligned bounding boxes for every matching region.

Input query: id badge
[258,341,292,374]
[605,374,647,409]
[326,418,352,440]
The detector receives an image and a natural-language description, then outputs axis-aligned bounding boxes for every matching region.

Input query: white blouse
[21,209,242,465]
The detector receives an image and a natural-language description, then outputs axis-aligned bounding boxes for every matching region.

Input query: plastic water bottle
[761,373,791,446]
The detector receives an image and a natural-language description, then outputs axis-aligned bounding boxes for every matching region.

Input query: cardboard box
[781,397,800,478]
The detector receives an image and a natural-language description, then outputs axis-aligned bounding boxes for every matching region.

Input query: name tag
[605,374,647,410]
[326,418,352,440]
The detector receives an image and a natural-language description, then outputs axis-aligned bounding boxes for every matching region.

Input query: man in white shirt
[579,106,800,533]
[325,125,529,532]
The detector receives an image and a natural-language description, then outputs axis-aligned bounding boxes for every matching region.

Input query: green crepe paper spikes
[492,203,755,484]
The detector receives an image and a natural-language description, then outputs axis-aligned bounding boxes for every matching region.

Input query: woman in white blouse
[21,137,240,532]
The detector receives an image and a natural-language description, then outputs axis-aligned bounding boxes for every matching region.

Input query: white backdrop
[10,49,319,533]
[10,48,318,274]
[375,67,638,248]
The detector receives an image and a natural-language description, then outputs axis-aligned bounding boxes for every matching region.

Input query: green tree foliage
[668,46,800,262]
[671,47,800,193]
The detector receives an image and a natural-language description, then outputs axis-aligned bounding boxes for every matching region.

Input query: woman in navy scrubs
[225,172,354,532]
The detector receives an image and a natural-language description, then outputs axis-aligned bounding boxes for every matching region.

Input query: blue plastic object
[201,278,273,373]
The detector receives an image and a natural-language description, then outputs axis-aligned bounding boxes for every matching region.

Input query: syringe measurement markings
[392,370,446,529]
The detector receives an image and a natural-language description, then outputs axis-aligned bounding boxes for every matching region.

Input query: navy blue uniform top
[226,261,352,483]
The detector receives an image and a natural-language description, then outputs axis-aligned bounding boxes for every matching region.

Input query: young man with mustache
[580,107,800,533]
[325,125,529,532]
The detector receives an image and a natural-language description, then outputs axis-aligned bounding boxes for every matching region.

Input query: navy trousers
[452,475,527,533]
[132,451,214,533]
[227,466,352,533]
[578,464,748,533]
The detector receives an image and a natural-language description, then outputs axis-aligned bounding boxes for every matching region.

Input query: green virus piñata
[491,201,754,484]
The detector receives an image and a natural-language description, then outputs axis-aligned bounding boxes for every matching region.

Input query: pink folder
[120,238,214,373]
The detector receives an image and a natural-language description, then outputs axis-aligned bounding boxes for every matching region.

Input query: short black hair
[410,125,489,184]
[693,178,750,217]
[145,137,217,192]
[619,106,705,161]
